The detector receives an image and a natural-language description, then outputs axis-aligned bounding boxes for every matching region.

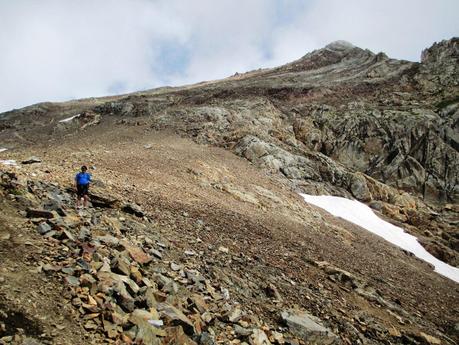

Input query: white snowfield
[0,159,18,166]
[0,148,18,166]
[300,194,459,283]
[59,114,80,123]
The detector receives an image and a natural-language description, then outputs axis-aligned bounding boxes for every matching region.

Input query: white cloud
[0,0,188,110]
[0,0,457,112]
[290,0,459,61]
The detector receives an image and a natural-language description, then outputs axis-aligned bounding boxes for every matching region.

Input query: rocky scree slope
[0,146,458,345]
[1,38,458,267]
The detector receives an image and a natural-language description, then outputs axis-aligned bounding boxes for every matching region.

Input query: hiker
[75,165,91,208]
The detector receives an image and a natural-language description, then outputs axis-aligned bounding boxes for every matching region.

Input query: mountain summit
[0,38,458,344]
[324,40,356,50]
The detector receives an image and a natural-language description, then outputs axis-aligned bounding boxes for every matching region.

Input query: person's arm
[75,173,79,188]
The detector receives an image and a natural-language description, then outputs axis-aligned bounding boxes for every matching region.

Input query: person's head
[81,165,88,172]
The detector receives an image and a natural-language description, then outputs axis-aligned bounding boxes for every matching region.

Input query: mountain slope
[1,38,458,265]
[1,129,458,344]
[0,38,458,344]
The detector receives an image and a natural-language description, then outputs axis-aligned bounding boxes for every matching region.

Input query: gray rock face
[421,38,459,70]
[301,106,459,204]
[281,310,338,344]
[234,135,372,201]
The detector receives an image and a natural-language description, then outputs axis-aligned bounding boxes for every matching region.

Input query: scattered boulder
[65,276,80,287]
[199,332,216,345]
[157,303,195,335]
[26,208,55,219]
[122,203,145,217]
[36,222,52,235]
[42,199,66,216]
[350,173,372,201]
[281,310,338,344]
[164,326,197,345]
[222,306,243,323]
[265,283,282,301]
[21,156,41,164]
[120,240,152,264]
[234,324,253,337]
[88,191,119,208]
[128,309,166,342]
[417,332,442,345]
[250,329,271,345]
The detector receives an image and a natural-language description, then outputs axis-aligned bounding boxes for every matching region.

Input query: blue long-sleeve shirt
[75,172,91,185]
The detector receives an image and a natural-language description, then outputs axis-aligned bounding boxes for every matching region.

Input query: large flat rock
[281,309,338,344]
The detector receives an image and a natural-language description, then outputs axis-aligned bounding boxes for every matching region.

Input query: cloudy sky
[0,0,458,113]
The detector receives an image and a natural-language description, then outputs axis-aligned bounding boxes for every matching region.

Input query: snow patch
[0,159,18,166]
[59,114,80,123]
[300,194,459,283]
